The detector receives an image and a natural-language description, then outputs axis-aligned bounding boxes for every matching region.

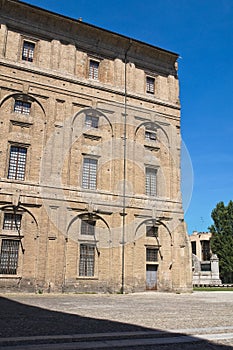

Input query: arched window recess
[67,211,111,256]
[0,204,39,254]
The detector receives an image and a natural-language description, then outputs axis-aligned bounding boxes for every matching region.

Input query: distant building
[0,0,192,293]
[190,232,221,286]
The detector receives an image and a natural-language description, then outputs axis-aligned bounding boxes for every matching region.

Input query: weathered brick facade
[0,0,192,293]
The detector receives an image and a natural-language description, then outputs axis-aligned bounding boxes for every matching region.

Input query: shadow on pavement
[0,296,232,349]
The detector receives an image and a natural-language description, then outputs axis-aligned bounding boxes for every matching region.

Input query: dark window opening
[146,247,158,262]
[89,60,99,80]
[81,220,95,236]
[145,131,156,141]
[201,240,210,261]
[201,262,211,272]
[191,241,197,255]
[146,77,155,94]
[146,226,158,237]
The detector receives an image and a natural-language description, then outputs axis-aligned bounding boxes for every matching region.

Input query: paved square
[0,291,232,349]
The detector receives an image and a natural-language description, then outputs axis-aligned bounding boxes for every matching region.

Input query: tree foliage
[209,201,233,283]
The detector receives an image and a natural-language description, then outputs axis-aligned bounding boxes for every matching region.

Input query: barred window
[146,247,158,262]
[146,226,158,237]
[8,146,27,181]
[85,115,99,129]
[145,131,156,141]
[3,213,22,231]
[79,244,95,276]
[14,100,31,115]
[22,41,35,62]
[145,167,157,196]
[146,77,155,94]
[81,220,95,236]
[0,239,19,275]
[82,158,97,190]
[89,60,99,80]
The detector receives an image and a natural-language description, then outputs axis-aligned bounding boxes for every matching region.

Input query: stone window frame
[85,114,99,129]
[145,130,157,141]
[11,94,35,119]
[13,100,31,115]
[146,76,155,94]
[7,143,29,181]
[82,156,98,190]
[0,238,20,275]
[2,213,22,231]
[145,166,158,197]
[79,243,96,277]
[81,219,96,236]
[146,225,158,238]
[146,246,159,262]
[20,36,39,64]
[88,59,100,81]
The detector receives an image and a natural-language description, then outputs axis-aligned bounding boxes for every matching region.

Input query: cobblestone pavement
[0,291,232,349]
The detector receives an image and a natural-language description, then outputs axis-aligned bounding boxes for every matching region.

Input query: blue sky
[23,0,233,234]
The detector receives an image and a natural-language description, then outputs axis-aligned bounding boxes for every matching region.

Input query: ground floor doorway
[146,264,158,290]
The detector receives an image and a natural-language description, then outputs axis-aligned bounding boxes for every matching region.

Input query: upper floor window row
[20,39,158,95]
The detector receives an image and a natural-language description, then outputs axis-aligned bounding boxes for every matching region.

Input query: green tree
[209,201,233,283]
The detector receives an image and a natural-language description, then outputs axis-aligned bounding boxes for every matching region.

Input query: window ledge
[146,262,159,265]
[76,277,98,280]
[144,142,160,151]
[0,275,21,279]
[83,131,101,141]
[10,120,33,128]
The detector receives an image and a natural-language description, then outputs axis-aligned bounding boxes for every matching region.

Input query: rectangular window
[146,247,158,262]
[3,213,22,231]
[82,158,97,190]
[146,226,158,237]
[8,146,27,181]
[191,241,197,255]
[14,100,31,115]
[81,220,95,236]
[0,239,19,275]
[145,131,156,141]
[145,167,157,196]
[201,262,211,271]
[89,60,99,80]
[146,77,155,94]
[22,41,35,62]
[79,244,95,276]
[85,115,99,129]
[201,240,211,261]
